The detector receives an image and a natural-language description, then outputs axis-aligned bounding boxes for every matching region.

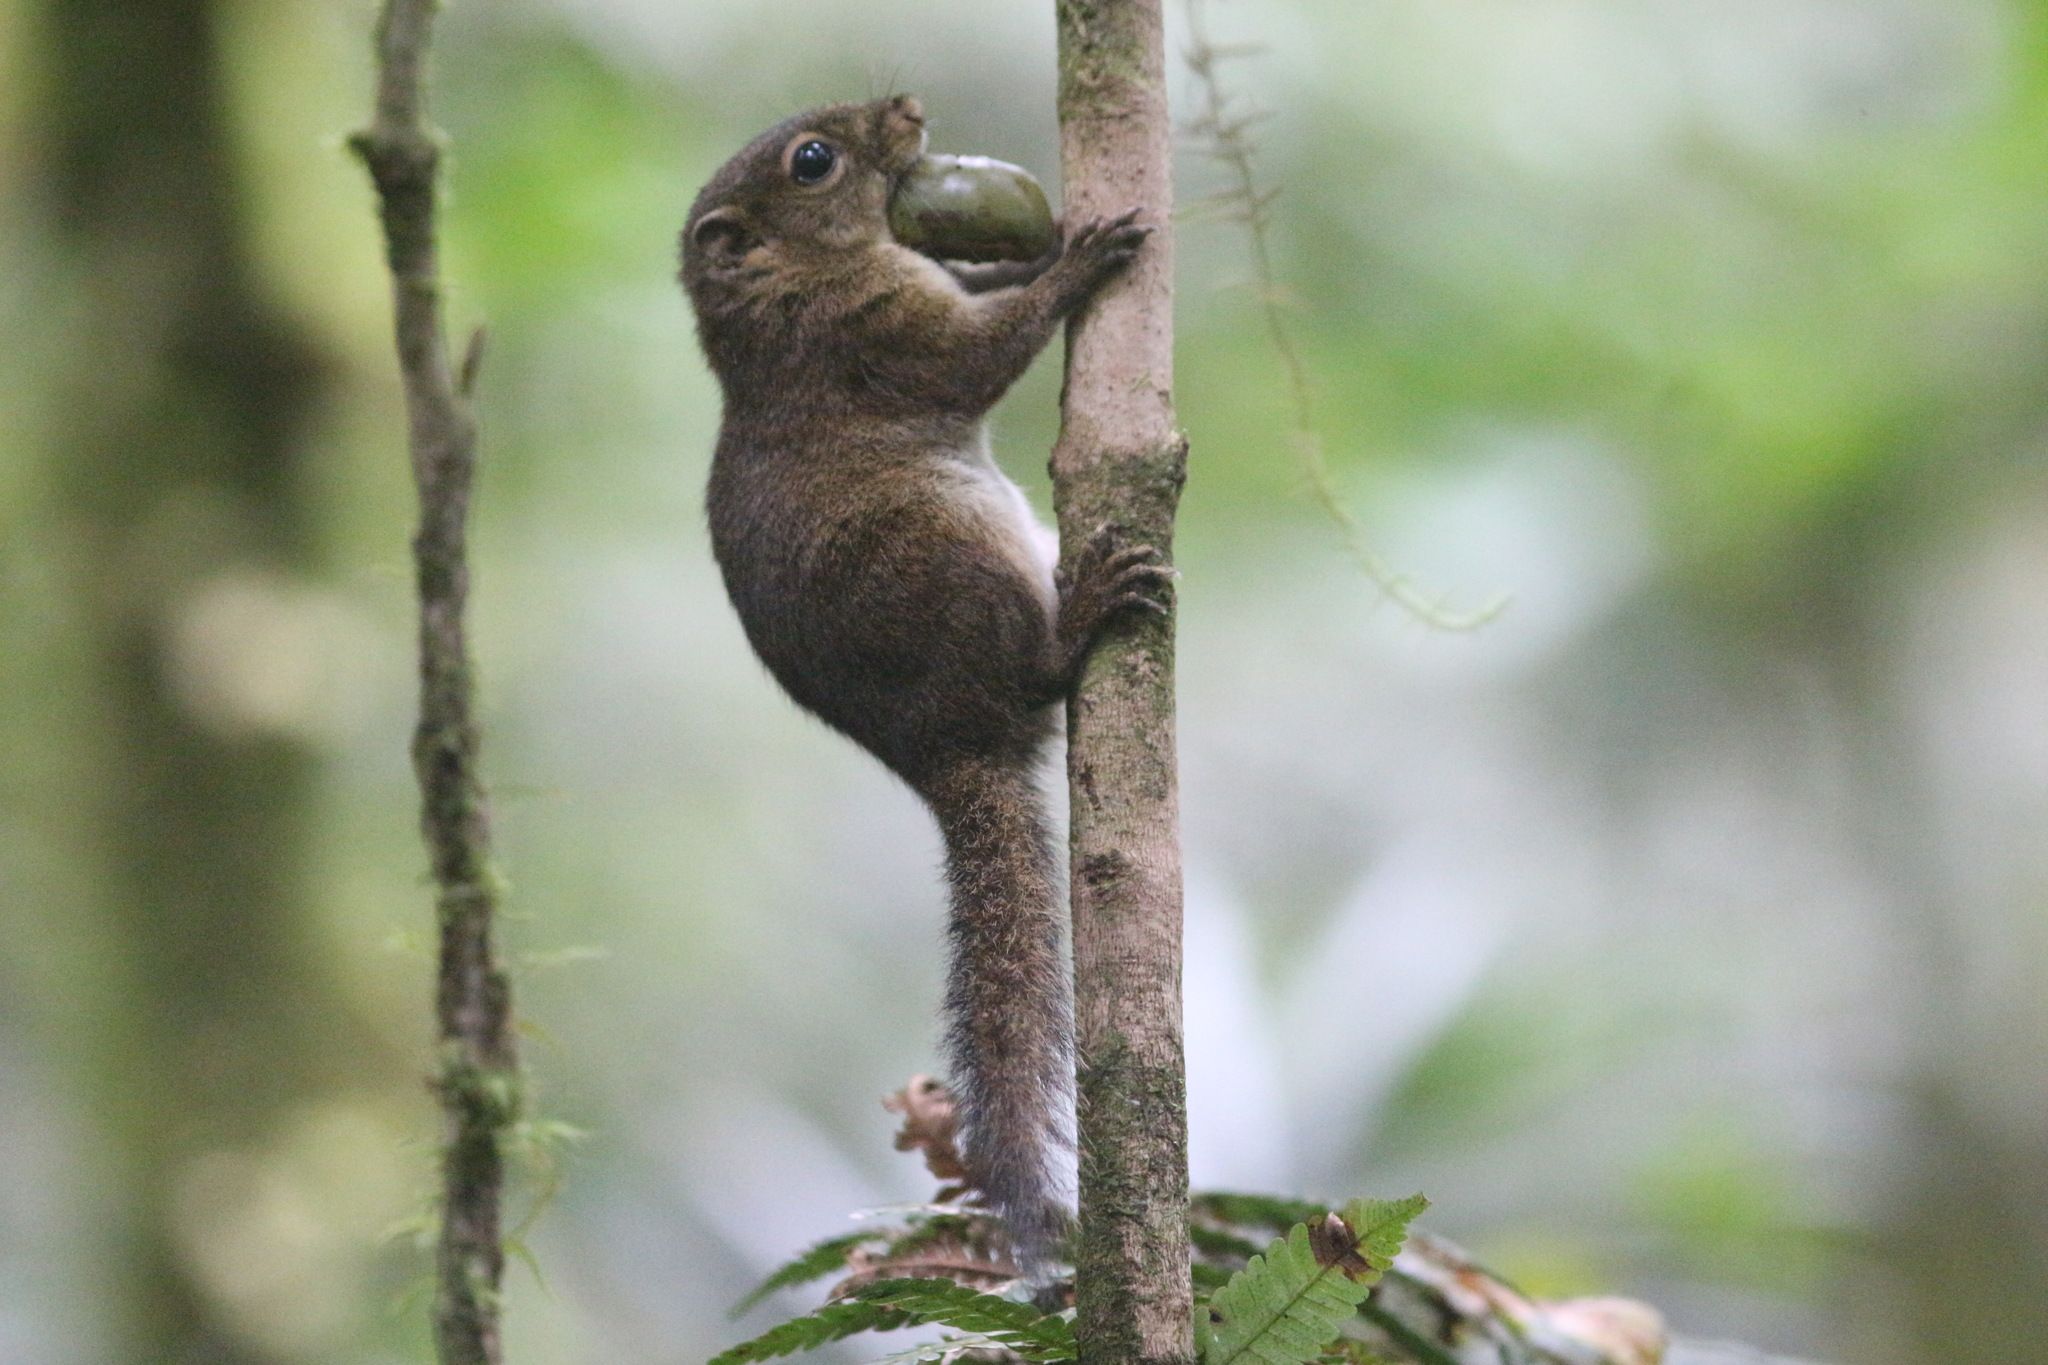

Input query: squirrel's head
[681,95,928,308]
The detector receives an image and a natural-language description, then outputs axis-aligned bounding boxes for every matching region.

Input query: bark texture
[351,5,518,1363]
[1052,3,1194,1362]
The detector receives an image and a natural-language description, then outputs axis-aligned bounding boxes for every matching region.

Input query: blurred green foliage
[2,1,2045,1362]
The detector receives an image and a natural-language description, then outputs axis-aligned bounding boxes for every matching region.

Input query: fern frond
[1190,1222,1265,1262]
[1198,1224,1365,1365]
[1196,1196,1427,1365]
[713,1276,1077,1365]
[1335,1197,1428,1278]
[1359,1303,1465,1365]
[854,1279,1076,1360]
[731,1230,892,1317]
[1191,1192,1330,1235]
[708,1298,910,1365]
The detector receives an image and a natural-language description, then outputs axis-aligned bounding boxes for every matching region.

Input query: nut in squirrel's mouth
[876,96,1058,265]
[886,154,1058,265]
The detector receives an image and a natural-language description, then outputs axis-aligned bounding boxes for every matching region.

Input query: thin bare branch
[350,4,519,1362]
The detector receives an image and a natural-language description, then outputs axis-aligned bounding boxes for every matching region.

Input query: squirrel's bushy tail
[925,758,1073,1273]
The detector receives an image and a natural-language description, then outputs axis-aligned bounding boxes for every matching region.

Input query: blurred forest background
[2,0,2045,1362]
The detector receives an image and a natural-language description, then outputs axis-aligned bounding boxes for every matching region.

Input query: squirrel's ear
[688,207,757,272]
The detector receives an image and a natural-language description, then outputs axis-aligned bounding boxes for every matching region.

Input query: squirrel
[679,94,1168,1269]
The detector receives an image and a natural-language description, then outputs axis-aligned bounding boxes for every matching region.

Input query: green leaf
[1359,1303,1465,1365]
[710,1277,1075,1364]
[1191,1222,1267,1262]
[1192,1192,1333,1234]
[731,1231,891,1317]
[708,1299,909,1365]
[853,1279,1075,1360]
[1198,1196,1427,1365]
[1334,1197,1428,1278]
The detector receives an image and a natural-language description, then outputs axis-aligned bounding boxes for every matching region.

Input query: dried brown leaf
[1307,1213,1374,1281]
[884,1074,971,1186]
[1389,1232,1670,1364]
[833,1232,1019,1298]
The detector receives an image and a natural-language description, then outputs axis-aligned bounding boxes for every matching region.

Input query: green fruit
[889,154,1057,263]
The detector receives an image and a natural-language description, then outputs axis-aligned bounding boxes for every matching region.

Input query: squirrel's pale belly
[941,428,1060,614]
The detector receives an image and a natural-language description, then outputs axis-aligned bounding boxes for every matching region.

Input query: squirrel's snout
[879,95,928,173]
[885,94,926,128]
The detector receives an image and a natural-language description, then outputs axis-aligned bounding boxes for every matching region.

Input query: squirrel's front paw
[1056,209,1152,296]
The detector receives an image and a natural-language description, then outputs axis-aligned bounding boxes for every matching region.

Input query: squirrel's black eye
[789,140,837,185]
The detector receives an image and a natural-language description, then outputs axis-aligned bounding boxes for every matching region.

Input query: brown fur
[680,96,1165,1269]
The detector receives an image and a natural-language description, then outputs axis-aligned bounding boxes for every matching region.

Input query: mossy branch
[1052,2,1194,1363]
[350,3,519,1362]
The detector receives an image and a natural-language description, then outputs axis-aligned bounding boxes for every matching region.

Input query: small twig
[350,3,519,1363]
[1181,0,1506,631]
